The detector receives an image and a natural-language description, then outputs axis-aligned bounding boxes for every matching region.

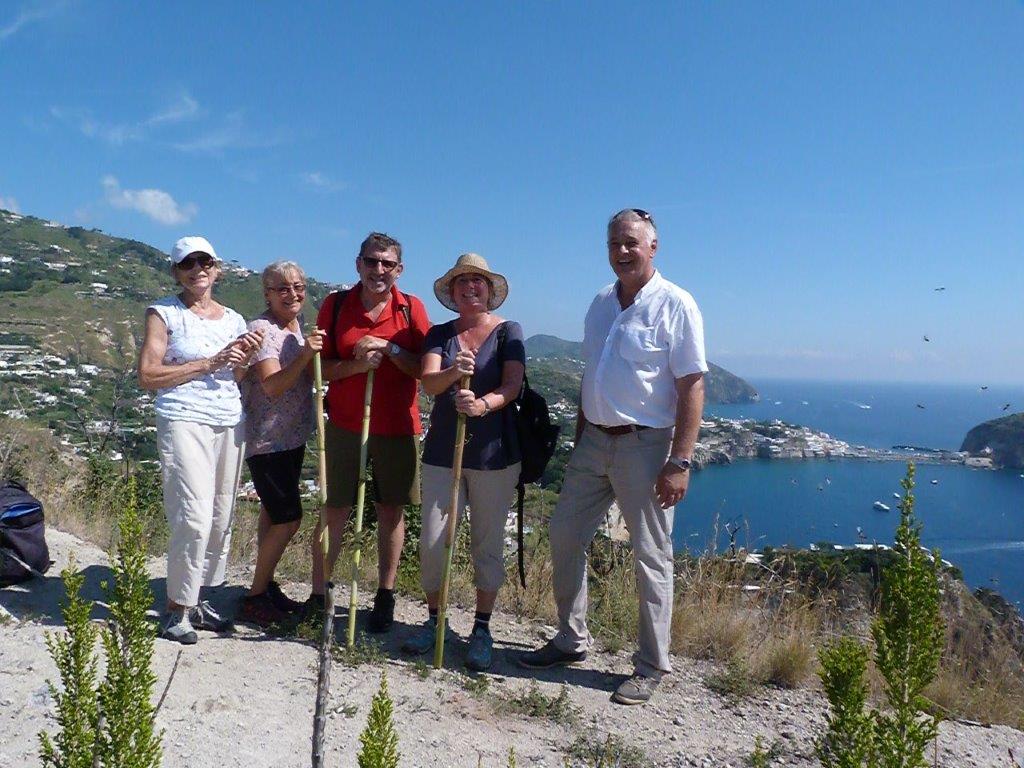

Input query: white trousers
[419,462,521,594]
[157,416,244,607]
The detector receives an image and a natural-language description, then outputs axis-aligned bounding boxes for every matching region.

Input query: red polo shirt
[316,285,430,436]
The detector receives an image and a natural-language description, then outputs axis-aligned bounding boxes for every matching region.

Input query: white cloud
[301,171,345,192]
[0,1,65,45]
[102,176,197,226]
[0,195,20,213]
[51,92,201,147]
[172,111,283,154]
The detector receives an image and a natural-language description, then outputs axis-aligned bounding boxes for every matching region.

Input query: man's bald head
[607,208,657,243]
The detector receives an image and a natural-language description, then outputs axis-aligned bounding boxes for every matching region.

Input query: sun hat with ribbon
[433,253,509,312]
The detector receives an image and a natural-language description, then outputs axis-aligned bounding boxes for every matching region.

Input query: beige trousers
[157,416,244,607]
[549,423,675,677]
[419,462,521,594]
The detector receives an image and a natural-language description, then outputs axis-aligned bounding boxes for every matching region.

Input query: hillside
[961,412,1024,469]
[525,335,759,405]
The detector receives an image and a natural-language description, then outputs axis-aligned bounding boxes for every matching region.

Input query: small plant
[747,736,783,767]
[39,563,100,768]
[40,479,162,768]
[457,671,490,696]
[564,734,645,768]
[97,477,161,767]
[506,746,517,768]
[411,659,432,679]
[705,658,756,700]
[332,636,385,668]
[357,670,400,768]
[499,681,579,725]
[815,464,945,768]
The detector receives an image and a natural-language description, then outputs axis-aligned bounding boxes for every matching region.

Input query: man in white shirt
[519,208,707,705]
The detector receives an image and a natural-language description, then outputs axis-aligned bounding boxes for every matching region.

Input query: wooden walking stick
[346,368,375,648]
[434,374,471,668]
[311,348,335,768]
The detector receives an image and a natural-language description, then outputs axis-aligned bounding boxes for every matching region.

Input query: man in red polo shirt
[312,232,430,632]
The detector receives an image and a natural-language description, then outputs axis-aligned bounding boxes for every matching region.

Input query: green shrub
[357,671,400,768]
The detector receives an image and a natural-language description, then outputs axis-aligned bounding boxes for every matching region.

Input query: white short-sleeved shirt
[581,270,708,429]
[148,296,248,427]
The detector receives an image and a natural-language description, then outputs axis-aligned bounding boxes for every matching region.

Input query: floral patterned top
[240,312,315,458]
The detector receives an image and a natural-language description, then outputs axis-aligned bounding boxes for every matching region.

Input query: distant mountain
[525,334,758,405]
[961,413,1024,469]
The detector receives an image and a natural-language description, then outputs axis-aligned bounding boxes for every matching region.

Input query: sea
[673,379,1024,606]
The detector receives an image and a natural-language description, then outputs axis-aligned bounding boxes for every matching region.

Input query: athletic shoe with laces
[366,590,395,633]
[189,600,234,633]
[160,611,198,645]
[267,580,305,614]
[465,625,493,672]
[401,616,443,655]
[237,592,290,629]
[517,639,587,669]
[611,673,660,705]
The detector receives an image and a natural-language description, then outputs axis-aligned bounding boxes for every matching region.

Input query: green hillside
[525,334,758,405]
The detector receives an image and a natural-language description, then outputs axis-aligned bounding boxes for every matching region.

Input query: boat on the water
[873,501,891,512]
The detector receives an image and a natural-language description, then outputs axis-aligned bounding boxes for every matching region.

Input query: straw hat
[433,253,509,312]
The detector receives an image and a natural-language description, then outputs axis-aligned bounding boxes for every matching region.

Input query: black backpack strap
[516,481,526,588]
[327,288,352,356]
[398,291,412,326]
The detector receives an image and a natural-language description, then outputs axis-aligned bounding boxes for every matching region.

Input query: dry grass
[8,420,1024,730]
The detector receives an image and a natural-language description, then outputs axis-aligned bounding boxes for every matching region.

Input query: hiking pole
[346,368,375,648]
[434,374,471,668]
[311,349,335,768]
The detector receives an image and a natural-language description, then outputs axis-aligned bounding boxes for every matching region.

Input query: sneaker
[189,600,234,633]
[401,616,440,656]
[160,611,198,645]
[517,639,587,670]
[267,581,305,614]
[465,625,493,672]
[237,592,290,629]
[612,673,660,705]
[366,591,395,634]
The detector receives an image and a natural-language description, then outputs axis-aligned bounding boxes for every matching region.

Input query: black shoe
[237,592,290,629]
[302,593,326,620]
[267,581,305,614]
[517,639,587,669]
[366,591,395,633]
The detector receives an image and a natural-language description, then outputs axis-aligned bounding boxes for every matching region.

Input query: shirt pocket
[618,327,667,363]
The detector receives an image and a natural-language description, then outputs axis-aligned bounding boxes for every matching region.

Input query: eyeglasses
[271,283,306,296]
[360,255,400,272]
[630,208,655,226]
[177,253,217,270]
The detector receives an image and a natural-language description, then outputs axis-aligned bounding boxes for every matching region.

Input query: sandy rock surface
[1,529,1022,767]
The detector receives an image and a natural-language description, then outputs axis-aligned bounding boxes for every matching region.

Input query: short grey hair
[262,260,306,288]
[607,208,657,241]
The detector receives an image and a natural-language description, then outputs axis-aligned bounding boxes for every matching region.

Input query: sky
[1,1,1022,384]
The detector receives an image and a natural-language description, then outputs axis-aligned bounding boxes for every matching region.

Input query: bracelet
[480,397,491,415]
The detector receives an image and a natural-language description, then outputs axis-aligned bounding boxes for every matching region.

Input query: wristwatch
[387,342,401,357]
[667,456,692,471]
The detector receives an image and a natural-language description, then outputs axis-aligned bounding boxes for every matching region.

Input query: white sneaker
[160,611,198,645]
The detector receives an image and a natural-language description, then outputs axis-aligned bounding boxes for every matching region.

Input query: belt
[588,421,651,437]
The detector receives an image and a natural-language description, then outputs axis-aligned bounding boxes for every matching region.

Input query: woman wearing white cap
[138,236,264,644]
[402,253,525,671]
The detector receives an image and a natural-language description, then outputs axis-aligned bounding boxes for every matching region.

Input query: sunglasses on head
[630,208,655,226]
[360,255,400,272]
[177,253,216,270]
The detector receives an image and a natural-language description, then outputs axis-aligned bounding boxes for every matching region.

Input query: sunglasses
[360,255,400,272]
[177,253,217,271]
[630,208,655,226]
[271,283,306,296]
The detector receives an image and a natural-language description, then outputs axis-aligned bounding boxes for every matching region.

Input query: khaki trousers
[419,462,521,594]
[157,416,244,607]
[550,423,674,677]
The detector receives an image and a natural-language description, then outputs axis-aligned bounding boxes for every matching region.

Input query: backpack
[0,479,51,586]
[497,323,560,587]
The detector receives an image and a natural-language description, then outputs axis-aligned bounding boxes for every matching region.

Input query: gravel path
[1,529,1021,767]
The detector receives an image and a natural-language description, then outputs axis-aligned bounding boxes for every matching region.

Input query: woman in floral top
[238,260,325,627]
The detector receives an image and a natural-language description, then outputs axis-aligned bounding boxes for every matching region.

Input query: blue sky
[1,1,1022,384]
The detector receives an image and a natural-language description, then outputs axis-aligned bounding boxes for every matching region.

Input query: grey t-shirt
[421,320,525,471]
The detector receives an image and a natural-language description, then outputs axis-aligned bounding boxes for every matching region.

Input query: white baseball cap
[170,236,219,264]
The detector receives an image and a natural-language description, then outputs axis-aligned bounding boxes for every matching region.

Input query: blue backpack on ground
[0,480,51,586]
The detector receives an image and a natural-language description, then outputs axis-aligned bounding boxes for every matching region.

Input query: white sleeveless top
[148,296,248,427]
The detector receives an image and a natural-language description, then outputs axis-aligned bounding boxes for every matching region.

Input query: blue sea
[673,380,1024,606]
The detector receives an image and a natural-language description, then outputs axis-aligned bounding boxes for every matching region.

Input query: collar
[615,269,663,308]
